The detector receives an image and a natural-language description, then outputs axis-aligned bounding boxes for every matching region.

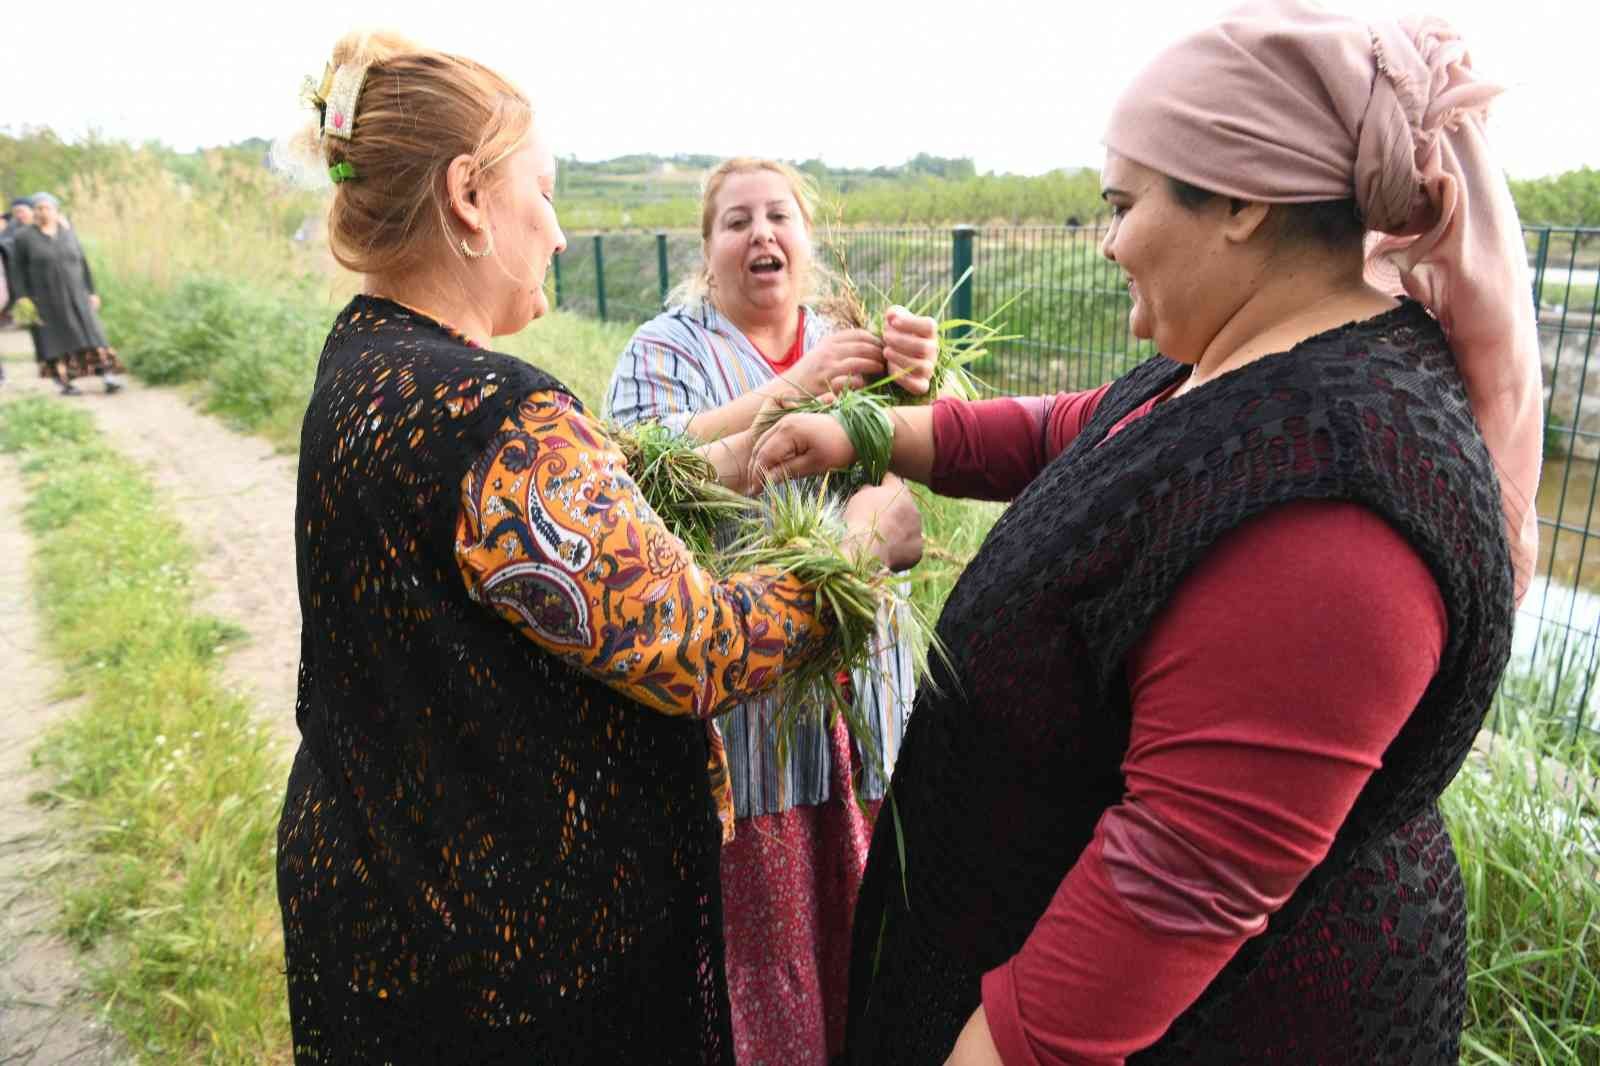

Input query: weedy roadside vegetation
[0,396,293,1064]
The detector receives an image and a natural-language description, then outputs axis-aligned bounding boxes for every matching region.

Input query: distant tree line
[1,127,276,205]
[5,128,1596,231]
[1508,167,1600,229]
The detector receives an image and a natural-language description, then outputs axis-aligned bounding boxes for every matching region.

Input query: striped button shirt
[605,299,916,817]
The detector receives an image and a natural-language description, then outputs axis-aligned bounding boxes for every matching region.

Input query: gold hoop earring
[461,230,494,259]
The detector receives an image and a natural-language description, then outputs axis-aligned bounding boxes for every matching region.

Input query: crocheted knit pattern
[846,302,1512,1064]
[278,297,732,1064]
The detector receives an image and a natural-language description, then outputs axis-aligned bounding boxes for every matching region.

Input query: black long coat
[0,224,23,310]
[9,225,109,360]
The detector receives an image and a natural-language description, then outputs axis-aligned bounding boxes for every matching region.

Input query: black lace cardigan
[845,302,1514,1064]
[278,297,733,1065]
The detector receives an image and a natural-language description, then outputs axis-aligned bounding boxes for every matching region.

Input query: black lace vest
[846,302,1513,1064]
[279,296,732,1064]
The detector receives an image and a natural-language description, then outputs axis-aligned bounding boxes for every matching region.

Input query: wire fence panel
[1517,226,1600,740]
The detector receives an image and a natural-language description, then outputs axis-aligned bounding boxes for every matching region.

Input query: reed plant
[815,208,1015,404]
[66,146,330,292]
[604,418,946,767]
[745,237,1019,495]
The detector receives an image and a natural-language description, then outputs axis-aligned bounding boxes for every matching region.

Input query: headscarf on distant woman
[0,195,43,377]
[7,191,126,394]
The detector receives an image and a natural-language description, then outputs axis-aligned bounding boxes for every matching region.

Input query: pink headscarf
[1104,0,1542,604]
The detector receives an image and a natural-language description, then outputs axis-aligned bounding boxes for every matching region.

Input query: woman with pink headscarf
[750,3,1539,1062]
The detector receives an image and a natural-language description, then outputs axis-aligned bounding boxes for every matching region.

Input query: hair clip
[300,63,335,127]
[329,161,358,184]
[322,62,370,141]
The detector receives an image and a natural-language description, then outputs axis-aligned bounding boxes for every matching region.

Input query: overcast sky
[2,0,1594,178]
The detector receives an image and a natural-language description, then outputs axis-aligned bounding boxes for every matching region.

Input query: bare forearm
[685,378,797,440]
[886,405,937,485]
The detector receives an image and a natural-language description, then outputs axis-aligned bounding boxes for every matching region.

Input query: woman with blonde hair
[276,33,920,1064]
[605,157,937,1063]
[754,2,1537,1062]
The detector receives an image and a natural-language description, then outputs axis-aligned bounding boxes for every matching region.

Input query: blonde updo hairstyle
[298,31,533,278]
[670,157,825,308]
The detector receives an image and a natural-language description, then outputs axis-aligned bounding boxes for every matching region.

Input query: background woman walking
[7,192,124,395]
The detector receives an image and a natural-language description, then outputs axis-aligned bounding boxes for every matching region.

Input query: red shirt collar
[757,308,806,372]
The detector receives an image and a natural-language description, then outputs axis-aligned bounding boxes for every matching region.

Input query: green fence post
[1531,226,1551,310]
[552,253,563,309]
[951,225,976,341]
[593,234,608,322]
[656,233,670,308]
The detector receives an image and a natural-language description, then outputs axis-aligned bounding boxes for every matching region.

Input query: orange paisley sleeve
[455,390,829,839]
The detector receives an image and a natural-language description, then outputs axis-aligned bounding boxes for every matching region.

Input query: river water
[1540,267,1599,289]
[1511,456,1600,725]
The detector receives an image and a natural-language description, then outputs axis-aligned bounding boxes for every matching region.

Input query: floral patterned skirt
[719,714,880,1066]
[46,347,124,379]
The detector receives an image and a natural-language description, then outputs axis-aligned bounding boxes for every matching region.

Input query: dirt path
[1,332,301,1062]
[0,338,124,1061]
[3,351,303,751]
[84,384,302,751]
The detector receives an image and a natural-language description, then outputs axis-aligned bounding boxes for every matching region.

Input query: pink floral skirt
[719,714,880,1066]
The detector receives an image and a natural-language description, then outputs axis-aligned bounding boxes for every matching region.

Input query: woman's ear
[444,154,483,234]
[1221,199,1272,245]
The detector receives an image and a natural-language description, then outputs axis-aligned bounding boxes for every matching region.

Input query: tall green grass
[99,274,338,448]
[0,396,291,1064]
[1448,725,1600,1063]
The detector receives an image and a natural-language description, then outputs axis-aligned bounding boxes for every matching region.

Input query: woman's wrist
[886,405,937,485]
[759,375,804,408]
[698,431,757,495]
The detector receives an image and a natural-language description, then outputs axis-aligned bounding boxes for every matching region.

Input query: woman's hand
[789,328,887,397]
[750,411,857,485]
[882,305,938,396]
[89,294,101,312]
[843,474,923,572]
[944,1006,1003,1066]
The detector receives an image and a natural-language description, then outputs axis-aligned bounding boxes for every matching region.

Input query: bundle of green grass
[817,258,1004,406]
[606,418,938,760]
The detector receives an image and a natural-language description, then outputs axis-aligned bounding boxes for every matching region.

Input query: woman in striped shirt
[604,157,937,1065]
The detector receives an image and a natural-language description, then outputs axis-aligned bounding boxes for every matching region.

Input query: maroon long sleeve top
[928,390,1447,1065]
